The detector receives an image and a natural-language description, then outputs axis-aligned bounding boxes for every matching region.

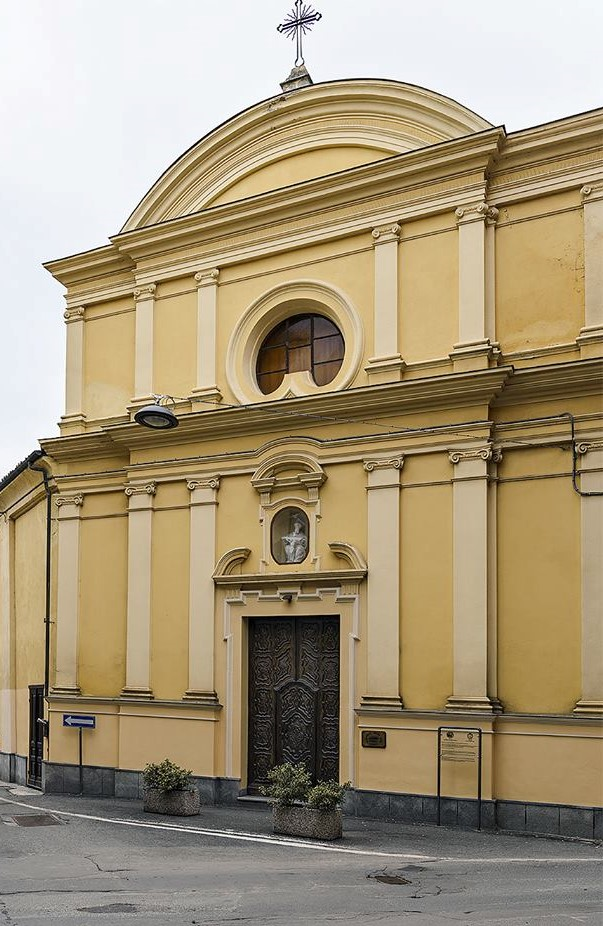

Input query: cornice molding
[494,357,603,405]
[213,568,367,588]
[111,129,504,263]
[103,367,513,451]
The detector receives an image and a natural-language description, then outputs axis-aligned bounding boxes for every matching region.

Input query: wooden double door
[247,616,340,793]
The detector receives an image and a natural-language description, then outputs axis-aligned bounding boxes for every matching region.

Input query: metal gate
[28,685,44,789]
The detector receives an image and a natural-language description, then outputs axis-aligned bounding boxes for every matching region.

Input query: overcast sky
[1,0,601,477]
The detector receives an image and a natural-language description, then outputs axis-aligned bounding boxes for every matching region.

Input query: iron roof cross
[277,1,322,68]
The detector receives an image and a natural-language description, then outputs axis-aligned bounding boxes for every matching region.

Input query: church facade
[1,78,602,837]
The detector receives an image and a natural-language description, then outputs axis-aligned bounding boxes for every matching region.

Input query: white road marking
[0,795,601,864]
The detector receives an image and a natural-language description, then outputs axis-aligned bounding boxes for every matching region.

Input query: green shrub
[142,758,192,793]
[260,762,312,806]
[307,780,351,811]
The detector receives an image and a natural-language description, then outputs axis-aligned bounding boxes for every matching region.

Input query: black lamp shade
[134,403,179,430]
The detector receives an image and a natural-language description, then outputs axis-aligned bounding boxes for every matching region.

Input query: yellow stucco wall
[497,449,581,713]
[399,226,458,363]
[153,287,197,400]
[151,493,190,701]
[496,197,584,354]
[79,493,128,697]
[83,302,135,421]
[401,453,453,709]
[210,145,393,207]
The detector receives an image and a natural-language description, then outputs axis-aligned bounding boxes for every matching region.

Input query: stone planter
[143,787,200,816]
[273,804,342,840]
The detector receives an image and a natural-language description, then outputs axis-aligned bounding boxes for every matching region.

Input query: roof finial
[277,1,322,93]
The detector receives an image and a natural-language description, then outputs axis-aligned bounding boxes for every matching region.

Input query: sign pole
[79,727,83,795]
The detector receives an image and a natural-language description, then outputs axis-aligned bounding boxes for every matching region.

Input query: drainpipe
[28,457,53,701]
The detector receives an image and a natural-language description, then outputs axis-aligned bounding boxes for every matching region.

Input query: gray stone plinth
[273,804,342,840]
[143,788,200,816]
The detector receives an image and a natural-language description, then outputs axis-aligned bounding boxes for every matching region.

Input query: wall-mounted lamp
[279,592,293,603]
[134,396,179,430]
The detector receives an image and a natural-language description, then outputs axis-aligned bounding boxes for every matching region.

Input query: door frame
[217,575,364,790]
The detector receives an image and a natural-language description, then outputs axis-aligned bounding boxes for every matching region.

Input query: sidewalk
[1,779,601,861]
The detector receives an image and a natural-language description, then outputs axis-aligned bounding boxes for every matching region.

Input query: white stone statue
[282,517,308,563]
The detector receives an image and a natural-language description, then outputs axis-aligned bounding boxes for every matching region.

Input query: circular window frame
[226,280,364,405]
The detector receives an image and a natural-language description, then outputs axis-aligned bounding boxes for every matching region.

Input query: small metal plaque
[361,730,386,749]
[440,728,479,764]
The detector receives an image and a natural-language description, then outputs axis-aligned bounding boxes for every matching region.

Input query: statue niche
[271,507,309,565]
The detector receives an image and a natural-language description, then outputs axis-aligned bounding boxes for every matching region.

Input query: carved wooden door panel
[247,617,339,793]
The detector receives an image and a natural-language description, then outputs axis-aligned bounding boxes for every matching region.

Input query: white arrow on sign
[63,715,95,727]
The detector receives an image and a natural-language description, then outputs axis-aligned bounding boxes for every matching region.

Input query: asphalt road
[0,781,601,925]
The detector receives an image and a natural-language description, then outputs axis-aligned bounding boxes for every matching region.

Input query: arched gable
[122,79,491,231]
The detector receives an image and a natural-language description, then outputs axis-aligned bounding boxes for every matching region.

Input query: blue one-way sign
[62,714,96,729]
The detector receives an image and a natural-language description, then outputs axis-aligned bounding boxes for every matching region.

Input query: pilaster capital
[194,268,220,287]
[448,446,501,465]
[55,494,84,508]
[133,284,157,302]
[455,202,499,225]
[125,482,157,497]
[63,306,85,323]
[581,182,603,203]
[363,455,404,473]
[187,475,221,491]
[576,439,603,456]
[371,222,401,245]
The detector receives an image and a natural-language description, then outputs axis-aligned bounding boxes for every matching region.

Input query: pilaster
[366,224,405,385]
[121,482,156,699]
[577,184,603,358]
[0,513,16,752]
[361,455,404,710]
[52,495,84,696]
[184,476,221,703]
[61,306,86,430]
[450,203,499,372]
[133,284,156,404]
[574,440,603,714]
[446,446,501,714]
[190,269,222,404]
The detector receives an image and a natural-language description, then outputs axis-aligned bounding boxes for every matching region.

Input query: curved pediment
[122,79,492,231]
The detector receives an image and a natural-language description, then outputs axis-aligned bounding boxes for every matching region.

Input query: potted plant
[261,762,350,840]
[142,758,200,816]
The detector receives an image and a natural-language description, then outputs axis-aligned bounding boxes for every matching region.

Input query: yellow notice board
[437,727,483,828]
